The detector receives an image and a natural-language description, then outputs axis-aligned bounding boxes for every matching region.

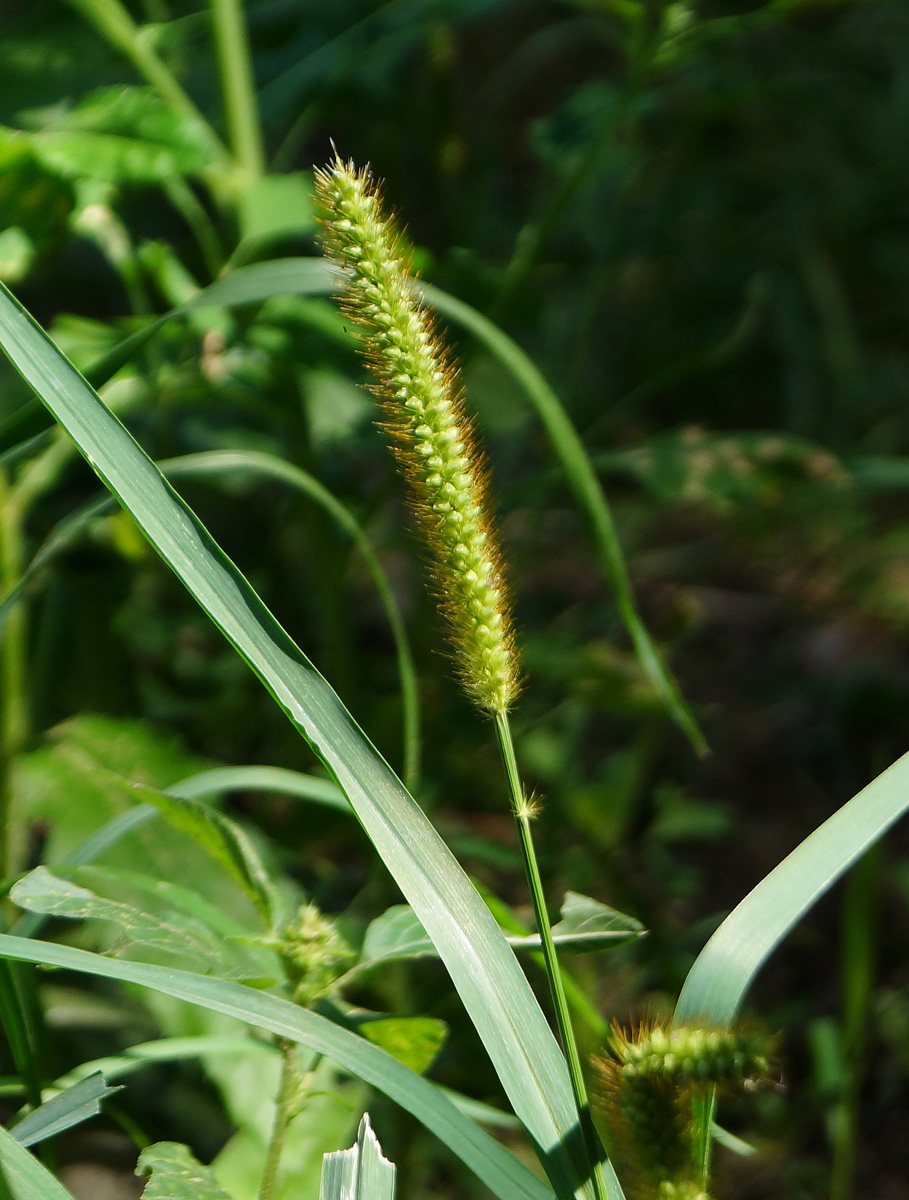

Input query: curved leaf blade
[675,749,909,1026]
[0,1123,72,1200]
[0,933,551,1200]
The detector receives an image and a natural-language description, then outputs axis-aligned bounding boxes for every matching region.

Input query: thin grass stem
[163,178,226,279]
[495,710,607,1200]
[210,0,265,178]
[257,1038,301,1200]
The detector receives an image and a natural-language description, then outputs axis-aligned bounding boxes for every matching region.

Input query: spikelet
[593,1021,776,1200]
[314,155,519,715]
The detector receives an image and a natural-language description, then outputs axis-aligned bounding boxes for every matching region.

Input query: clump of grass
[314,155,519,716]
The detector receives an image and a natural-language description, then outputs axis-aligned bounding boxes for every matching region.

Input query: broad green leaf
[124,780,278,926]
[211,1054,364,1200]
[357,907,434,969]
[0,279,618,1200]
[137,1142,232,1200]
[11,867,234,972]
[359,1017,446,1076]
[508,893,645,954]
[11,1073,121,1148]
[675,748,909,1027]
[22,85,217,183]
[319,1116,395,1200]
[356,894,643,973]
[0,1122,73,1200]
[0,934,553,1200]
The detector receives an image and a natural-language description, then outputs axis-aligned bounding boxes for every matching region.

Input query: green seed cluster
[613,1024,774,1087]
[594,1022,776,1200]
[314,156,519,715]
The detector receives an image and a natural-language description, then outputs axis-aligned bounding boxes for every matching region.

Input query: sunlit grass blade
[0,1121,72,1200]
[0,281,619,1200]
[674,748,909,1027]
[170,765,347,810]
[0,933,552,1200]
[320,1115,396,1200]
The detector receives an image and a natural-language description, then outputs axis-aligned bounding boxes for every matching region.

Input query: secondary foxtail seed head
[593,1021,777,1200]
[315,155,520,714]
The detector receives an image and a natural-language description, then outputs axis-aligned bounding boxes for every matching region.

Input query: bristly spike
[315,156,520,715]
[593,1020,777,1200]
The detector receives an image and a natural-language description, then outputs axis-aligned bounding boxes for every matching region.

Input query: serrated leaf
[319,1116,395,1200]
[359,1018,447,1076]
[138,1142,232,1200]
[11,1073,122,1149]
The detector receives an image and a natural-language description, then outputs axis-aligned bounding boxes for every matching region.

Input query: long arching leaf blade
[0,933,548,1200]
[675,749,909,1026]
[0,280,619,1200]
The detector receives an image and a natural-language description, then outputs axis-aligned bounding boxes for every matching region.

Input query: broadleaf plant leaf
[0,933,552,1200]
[137,1142,232,1200]
[123,779,279,926]
[511,892,645,954]
[11,867,235,972]
[0,278,618,1200]
[356,894,643,974]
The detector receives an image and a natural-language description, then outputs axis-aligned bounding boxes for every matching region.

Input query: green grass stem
[258,1038,301,1200]
[210,0,265,179]
[495,711,607,1200]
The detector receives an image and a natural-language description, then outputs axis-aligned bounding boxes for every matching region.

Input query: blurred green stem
[258,1038,301,1200]
[164,178,226,279]
[495,711,606,1200]
[65,0,229,162]
[211,0,265,179]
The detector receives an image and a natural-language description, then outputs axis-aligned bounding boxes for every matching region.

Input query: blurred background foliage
[2,0,909,1196]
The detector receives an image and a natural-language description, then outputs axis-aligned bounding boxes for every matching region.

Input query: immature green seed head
[593,1020,777,1200]
[314,155,520,715]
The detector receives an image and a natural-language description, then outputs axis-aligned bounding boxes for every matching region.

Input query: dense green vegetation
[0,1,908,1198]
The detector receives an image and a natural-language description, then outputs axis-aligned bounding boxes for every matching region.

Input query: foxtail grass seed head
[315,155,520,715]
[593,1021,777,1200]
